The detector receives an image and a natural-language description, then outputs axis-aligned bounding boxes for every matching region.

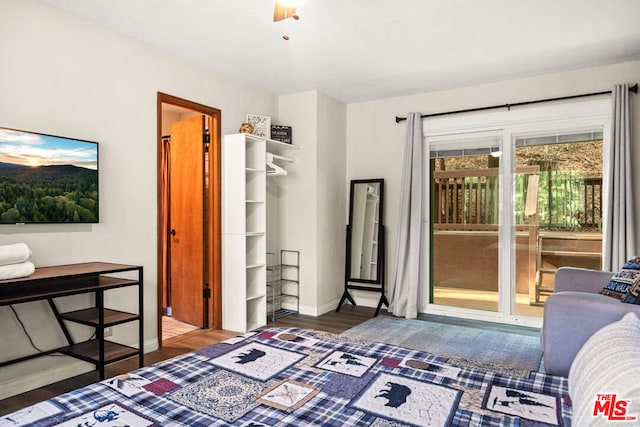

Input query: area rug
[341,316,543,377]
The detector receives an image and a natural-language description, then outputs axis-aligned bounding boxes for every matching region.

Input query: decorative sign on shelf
[246,114,271,139]
[271,125,292,144]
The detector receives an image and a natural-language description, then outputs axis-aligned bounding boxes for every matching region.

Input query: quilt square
[0,401,64,426]
[256,379,320,412]
[143,378,179,395]
[482,384,561,425]
[399,357,461,379]
[168,370,267,422]
[53,402,155,426]
[381,357,402,369]
[322,371,377,400]
[316,350,378,377]
[350,372,461,427]
[273,331,320,348]
[210,342,305,381]
[103,373,151,397]
[223,331,258,345]
[371,418,412,427]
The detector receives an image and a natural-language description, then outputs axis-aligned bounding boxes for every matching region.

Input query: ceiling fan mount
[273,0,306,40]
[273,0,307,40]
[273,3,298,22]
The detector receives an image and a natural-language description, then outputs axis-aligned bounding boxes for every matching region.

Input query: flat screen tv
[0,126,98,224]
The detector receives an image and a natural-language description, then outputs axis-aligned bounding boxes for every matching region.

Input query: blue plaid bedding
[0,327,570,426]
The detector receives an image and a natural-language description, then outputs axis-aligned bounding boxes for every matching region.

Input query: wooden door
[169,115,205,327]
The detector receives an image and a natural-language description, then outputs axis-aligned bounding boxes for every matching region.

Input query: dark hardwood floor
[0,305,383,416]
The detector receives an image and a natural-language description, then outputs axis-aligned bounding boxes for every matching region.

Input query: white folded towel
[0,261,35,281]
[0,243,32,266]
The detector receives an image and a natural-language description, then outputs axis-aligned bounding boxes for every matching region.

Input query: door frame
[157,92,222,345]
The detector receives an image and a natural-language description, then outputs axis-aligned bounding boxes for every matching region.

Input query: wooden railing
[432,166,602,231]
[577,177,602,229]
[432,166,540,230]
[432,165,603,305]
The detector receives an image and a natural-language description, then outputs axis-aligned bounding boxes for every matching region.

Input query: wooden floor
[0,305,381,416]
[162,315,200,340]
[434,287,545,317]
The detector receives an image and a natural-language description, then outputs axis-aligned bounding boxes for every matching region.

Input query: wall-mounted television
[0,126,98,224]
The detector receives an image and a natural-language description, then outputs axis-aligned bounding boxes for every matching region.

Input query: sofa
[541,266,640,377]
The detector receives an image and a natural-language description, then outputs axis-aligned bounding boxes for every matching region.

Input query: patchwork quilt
[0,327,571,426]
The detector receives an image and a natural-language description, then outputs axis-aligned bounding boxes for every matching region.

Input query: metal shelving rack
[267,250,300,321]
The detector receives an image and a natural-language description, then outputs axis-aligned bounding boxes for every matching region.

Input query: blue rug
[341,316,543,377]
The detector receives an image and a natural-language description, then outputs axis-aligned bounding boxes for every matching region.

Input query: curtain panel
[603,83,637,270]
[389,112,425,318]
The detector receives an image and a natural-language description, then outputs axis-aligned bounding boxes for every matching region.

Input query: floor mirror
[336,178,388,316]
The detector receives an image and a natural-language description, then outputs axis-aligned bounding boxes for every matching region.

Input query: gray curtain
[604,83,637,270]
[389,112,425,318]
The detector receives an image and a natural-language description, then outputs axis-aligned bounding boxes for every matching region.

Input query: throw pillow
[568,312,640,426]
[623,257,640,304]
[624,284,640,304]
[599,256,640,300]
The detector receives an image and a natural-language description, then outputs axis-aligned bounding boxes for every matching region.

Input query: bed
[0,327,570,426]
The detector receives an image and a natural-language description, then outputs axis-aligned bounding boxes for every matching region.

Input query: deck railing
[432,166,603,305]
[432,166,602,231]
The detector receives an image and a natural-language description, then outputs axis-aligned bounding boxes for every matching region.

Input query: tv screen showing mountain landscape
[0,127,98,224]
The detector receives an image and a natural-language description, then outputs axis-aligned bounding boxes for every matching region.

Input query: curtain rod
[395,83,638,123]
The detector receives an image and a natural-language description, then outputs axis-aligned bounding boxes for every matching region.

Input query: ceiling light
[273,2,299,22]
[274,0,305,40]
[275,0,306,7]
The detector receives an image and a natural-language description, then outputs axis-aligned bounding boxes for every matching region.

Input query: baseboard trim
[144,338,159,353]
[298,291,382,317]
[314,297,341,316]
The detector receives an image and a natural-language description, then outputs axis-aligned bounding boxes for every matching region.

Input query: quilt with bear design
[0,327,571,426]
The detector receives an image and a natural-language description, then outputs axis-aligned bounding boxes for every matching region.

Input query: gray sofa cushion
[542,267,640,377]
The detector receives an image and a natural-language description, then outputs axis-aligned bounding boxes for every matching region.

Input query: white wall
[277,91,346,315]
[347,60,640,307]
[278,92,319,312]
[315,92,347,312]
[0,0,277,397]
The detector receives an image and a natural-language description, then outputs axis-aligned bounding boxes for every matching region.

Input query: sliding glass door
[430,132,502,313]
[422,99,609,326]
[513,131,603,316]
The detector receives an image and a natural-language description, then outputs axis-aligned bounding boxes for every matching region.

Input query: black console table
[0,262,143,379]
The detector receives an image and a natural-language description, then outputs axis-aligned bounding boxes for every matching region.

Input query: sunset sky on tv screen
[0,128,97,169]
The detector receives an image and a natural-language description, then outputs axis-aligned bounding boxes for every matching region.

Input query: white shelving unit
[265,137,300,155]
[222,133,267,332]
[222,133,299,332]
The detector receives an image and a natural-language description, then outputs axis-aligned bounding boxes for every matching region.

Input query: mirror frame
[346,178,384,284]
